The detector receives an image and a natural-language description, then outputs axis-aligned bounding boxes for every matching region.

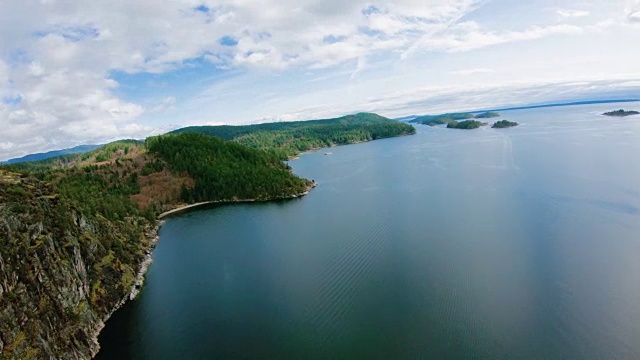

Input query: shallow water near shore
[97,104,640,359]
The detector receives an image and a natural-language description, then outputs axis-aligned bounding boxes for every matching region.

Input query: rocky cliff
[0,171,154,359]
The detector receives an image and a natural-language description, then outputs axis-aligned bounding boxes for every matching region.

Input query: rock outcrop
[0,171,154,359]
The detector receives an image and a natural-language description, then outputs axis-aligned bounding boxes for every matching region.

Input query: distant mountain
[3,144,101,164]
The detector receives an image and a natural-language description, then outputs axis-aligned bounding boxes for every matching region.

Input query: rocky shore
[89,222,161,358]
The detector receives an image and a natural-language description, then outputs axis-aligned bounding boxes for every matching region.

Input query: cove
[97,103,640,359]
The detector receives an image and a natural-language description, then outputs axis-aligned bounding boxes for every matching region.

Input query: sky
[1,0,639,160]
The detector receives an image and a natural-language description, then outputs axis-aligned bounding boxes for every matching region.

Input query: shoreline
[286,131,416,161]
[89,182,317,358]
[158,181,318,219]
[90,221,162,358]
[87,132,414,358]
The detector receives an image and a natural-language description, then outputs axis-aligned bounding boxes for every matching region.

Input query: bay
[97,104,640,359]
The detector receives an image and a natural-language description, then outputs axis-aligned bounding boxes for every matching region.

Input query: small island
[411,113,474,126]
[475,111,501,119]
[492,120,519,128]
[603,109,640,117]
[447,120,487,129]
[411,111,501,129]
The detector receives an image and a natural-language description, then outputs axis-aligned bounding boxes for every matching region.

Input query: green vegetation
[492,120,519,128]
[411,111,501,127]
[0,112,414,358]
[447,120,487,129]
[411,113,475,126]
[172,113,415,159]
[11,140,144,171]
[475,111,500,119]
[56,170,145,221]
[603,109,640,117]
[146,133,312,203]
[0,169,152,359]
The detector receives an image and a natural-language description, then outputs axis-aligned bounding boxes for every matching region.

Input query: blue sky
[0,0,639,160]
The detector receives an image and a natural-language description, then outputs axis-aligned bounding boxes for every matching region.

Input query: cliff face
[0,171,153,359]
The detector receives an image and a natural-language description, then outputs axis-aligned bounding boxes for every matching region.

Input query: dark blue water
[97,104,640,359]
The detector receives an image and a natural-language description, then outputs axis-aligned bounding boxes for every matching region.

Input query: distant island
[475,112,501,119]
[603,109,640,117]
[411,112,475,126]
[411,111,500,129]
[492,120,519,128]
[411,112,499,130]
[447,120,487,129]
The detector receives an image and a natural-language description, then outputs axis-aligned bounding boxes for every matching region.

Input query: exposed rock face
[0,171,154,359]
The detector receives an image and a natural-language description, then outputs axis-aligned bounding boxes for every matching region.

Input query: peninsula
[0,113,415,359]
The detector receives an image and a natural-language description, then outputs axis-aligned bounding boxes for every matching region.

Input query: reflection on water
[97,104,640,359]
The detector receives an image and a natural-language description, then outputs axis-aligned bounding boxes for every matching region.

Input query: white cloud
[0,0,637,160]
[0,0,496,160]
[266,78,640,121]
[0,67,148,159]
[417,23,584,53]
[148,97,177,114]
[0,60,7,84]
[557,9,590,18]
[450,68,494,76]
[626,0,640,22]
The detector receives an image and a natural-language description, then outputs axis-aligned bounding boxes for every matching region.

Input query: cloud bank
[0,0,638,160]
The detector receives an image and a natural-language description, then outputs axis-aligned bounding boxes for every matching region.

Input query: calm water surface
[97,104,640,359]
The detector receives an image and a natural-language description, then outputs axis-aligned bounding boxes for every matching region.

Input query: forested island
[411,111,501,129]
[491,120,519,128]
[410,113,474,126]
[447,120,487,129]
[0,113,414,359]
[475,112,501,119]
[603,109,640,117]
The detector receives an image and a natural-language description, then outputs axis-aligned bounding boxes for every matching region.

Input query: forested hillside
[0,134,312,359]
[10,140,144,171]
[146,133,313,203]
[0,113,413,359]
[171,113,415,158]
